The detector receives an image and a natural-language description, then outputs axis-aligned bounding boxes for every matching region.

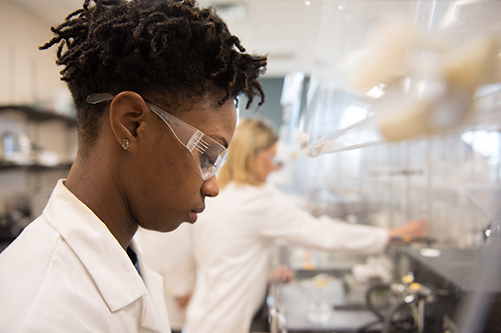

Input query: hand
[267,265,295,284]
[388,219,428,242]
[175,294,192,309]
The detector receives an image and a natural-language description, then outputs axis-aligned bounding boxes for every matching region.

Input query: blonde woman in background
[185,118,428,333]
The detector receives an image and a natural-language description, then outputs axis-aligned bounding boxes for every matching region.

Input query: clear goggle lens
[147,103,228,181]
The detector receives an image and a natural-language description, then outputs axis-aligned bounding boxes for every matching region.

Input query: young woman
[0,1,266,332]
[185,118,427,333]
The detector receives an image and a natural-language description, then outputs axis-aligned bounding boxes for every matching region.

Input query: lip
[189,207,205,223]
[189,211,198,223]
[193,206,205,214]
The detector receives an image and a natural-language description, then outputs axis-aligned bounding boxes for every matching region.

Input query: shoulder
[19,252,115,331]
[0,216,61,282]
[0,222,120,332]
[0,217,96,331]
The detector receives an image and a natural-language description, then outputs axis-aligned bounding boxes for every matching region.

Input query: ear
[109,91,149,152]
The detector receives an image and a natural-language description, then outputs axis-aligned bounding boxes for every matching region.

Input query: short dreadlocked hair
[40,0,267,145]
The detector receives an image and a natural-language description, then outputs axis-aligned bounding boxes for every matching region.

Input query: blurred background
[1,1,501,332]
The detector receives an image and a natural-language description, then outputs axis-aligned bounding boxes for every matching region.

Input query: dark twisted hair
[40,0,267,144]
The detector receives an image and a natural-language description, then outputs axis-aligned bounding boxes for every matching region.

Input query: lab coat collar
[42,180,165,331]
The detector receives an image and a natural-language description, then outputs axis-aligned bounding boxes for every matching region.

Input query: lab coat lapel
[43,180,168,332]
[132,241,171,332]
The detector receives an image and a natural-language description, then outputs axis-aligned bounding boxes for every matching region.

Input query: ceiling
[9,0,324,78]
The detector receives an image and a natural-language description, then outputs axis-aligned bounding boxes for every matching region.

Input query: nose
[201,175,220,197]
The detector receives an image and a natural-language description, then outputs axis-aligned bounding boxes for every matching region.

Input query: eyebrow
[211,135,229,149]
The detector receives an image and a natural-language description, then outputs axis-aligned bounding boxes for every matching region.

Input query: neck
[65,153,138,250]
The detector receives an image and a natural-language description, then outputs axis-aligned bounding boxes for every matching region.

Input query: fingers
[269,265,295,283]
[389,219,429,242]
[403,219,429,238]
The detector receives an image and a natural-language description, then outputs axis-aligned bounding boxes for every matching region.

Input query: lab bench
[395,247,501,332]
[268,245,501,333]
[274,272,379,333]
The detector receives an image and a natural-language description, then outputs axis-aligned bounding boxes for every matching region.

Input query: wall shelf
[0,105,76,126]
[0,104,77,228]
[0,161,73,171]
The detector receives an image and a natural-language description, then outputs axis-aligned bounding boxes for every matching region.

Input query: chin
[144,220,184,233]
[164,222,184,233]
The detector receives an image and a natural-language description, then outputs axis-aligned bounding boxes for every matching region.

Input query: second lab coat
[0,180,171,333]
[137,224,197,330]
[185,182,388,333]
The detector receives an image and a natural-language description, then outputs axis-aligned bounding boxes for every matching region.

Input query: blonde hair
[218,118,278,188]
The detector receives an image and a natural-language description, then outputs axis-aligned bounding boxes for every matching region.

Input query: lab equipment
[267,0,501,332]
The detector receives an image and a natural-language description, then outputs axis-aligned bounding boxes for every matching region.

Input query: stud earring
[122,138,130,150]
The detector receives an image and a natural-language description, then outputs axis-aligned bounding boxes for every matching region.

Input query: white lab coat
[185,182,388,333]
[137,224,196,330]
[0,180,171,333]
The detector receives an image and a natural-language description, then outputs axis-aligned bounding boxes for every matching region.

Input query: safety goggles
[87,93,229,180]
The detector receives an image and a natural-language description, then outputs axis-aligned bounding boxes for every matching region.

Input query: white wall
[0,1,67,107]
